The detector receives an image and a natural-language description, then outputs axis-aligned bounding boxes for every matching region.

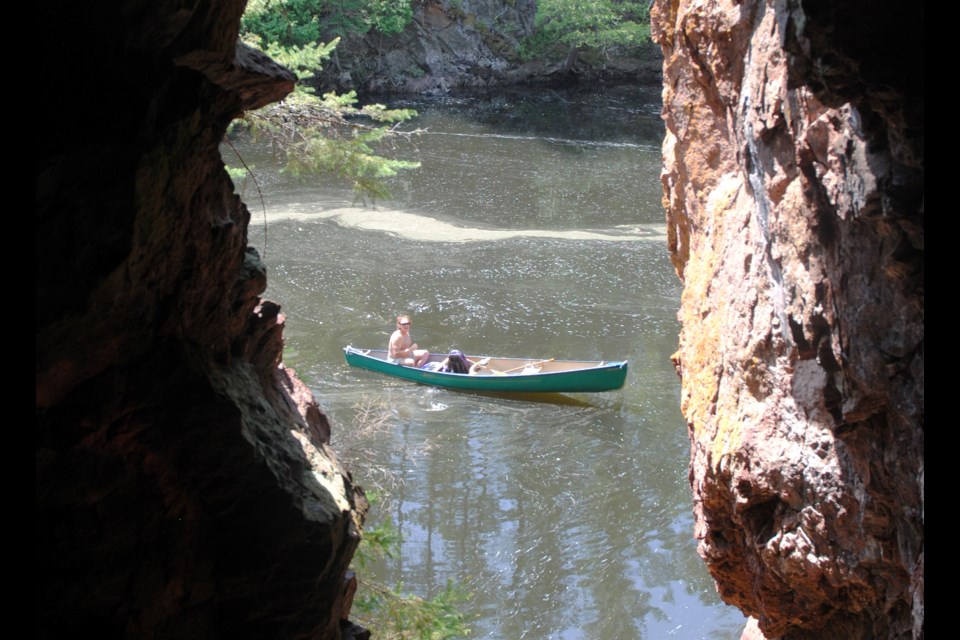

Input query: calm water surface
[228,87,745,639]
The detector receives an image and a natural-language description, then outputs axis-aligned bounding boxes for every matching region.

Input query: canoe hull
[344,347,628,393]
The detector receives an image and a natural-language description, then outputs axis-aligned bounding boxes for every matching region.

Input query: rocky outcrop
[652,0,923,638]
[319,0,661,94]
[36,1,366,638]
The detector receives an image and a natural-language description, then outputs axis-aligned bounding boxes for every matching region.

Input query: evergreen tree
[234,17,420,201]
[525,0,651,68]
[242,0,413,47]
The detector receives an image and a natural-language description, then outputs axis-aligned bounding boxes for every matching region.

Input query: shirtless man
[388,315,430,367]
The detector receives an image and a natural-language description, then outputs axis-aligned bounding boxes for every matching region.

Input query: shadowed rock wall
[36,1,366,637]
[652,0,923,637]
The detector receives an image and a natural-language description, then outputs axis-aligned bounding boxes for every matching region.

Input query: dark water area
[225,86,745,639]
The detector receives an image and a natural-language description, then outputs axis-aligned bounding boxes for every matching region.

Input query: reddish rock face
[652,0,922,638]
[36,2,365,638]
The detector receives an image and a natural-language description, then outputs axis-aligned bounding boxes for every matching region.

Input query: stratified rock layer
[652,0,923,638]
[36,1,365,638]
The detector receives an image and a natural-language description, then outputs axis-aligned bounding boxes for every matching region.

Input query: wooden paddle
[494,358,555,375]
[465,357,496,374]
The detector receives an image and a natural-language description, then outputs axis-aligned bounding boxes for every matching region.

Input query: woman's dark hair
[446,350,470,374]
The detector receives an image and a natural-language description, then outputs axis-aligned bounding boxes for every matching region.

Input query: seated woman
[443,350,471,374]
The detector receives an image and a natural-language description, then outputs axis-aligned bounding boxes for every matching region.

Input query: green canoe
[343,346,628,393]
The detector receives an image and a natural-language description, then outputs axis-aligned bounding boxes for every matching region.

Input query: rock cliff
[319,0,661,94]
[652,0,923,638]
[36,1,366,637]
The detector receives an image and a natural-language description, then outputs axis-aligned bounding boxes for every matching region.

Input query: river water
[228,87,745,639]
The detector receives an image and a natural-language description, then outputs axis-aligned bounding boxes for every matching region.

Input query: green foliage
[353,577,472,639]
[242,0,324,47]
[242,0,413,46]
[526,0,651,57]
[324,0,376,38]
[225,165,250,187]
[352,515,400,571]
[239,99,420,199]
[367,0,414,35]
[254,38,340,92]
[237,3,420,200]
[233,30,420,200]
[281,110,420,199]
